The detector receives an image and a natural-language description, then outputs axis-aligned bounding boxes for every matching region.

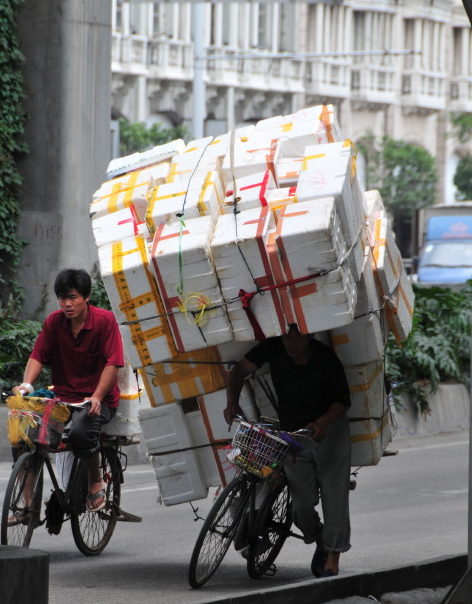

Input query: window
[279,4,293,52]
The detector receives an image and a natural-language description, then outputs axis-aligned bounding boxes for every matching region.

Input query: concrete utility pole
[16,0,112,318]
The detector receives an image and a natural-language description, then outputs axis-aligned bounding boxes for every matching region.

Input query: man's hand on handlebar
[85,396,101,417]
[223,403,244,427]
[305,421,326,443]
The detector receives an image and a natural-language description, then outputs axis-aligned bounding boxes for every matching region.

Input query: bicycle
[1,393,141,555]
[188,418,312,588]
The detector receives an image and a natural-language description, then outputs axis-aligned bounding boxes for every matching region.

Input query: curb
[192,554,467,604]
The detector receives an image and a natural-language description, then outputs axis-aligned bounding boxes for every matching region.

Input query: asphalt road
[0,428,469,604]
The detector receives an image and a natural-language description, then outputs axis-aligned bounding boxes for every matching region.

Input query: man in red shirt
[14,269,124,511]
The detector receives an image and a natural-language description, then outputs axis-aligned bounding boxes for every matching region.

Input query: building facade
[111,0,472,206]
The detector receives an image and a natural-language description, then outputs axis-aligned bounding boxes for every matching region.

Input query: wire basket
[227,421,290,479]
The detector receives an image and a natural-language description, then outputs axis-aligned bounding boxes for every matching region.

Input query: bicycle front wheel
[246,481,292,579]
[188,476,249,588]
[1,451,44,548]
[70,447,121,556]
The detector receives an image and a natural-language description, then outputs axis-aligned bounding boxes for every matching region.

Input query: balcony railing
[401,70,448,111]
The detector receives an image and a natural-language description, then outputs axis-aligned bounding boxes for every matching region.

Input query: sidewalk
[192,554,465,604]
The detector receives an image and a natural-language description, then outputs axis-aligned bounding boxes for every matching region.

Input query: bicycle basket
[227,421,290,479]
[6,395,70,450]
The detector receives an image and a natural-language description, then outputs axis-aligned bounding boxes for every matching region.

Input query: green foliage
[0,304,50,391]
[451,112,472,144]
[0,0,28,305]
[453,155,472,201]
[385,282,472,417]
[90,263,111,311]
[118,118,189,155]
[357,134,437,215]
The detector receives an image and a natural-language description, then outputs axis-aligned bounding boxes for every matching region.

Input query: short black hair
[54,269,91,299]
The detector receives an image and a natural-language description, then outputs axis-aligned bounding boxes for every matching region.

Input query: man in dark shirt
[13,269,124,512]
[224,324,351,577]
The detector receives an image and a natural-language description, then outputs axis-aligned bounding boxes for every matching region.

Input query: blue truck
[416,202,472,284]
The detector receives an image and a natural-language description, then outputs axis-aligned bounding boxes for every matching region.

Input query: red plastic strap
[239,289,266,341]
[38,399,57,445]
[238,271,325,341]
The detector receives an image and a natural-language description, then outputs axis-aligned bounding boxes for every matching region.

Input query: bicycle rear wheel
[188,476,250,588]
[70,447,121,556]
[1,451,44,548]
[246,481,292,579]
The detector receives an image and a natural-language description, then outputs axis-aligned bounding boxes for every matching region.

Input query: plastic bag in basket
[6,395,70,448]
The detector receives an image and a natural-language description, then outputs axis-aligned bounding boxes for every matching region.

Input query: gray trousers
[284,415,351,553]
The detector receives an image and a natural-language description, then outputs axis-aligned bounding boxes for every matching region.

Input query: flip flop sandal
[8,510,28,526]
[311,547,328,577]
[86,489,107,512]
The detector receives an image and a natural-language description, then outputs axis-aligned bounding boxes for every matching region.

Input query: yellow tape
[350,413,389,443]
[349,362,383,394]
[111,238,177,367]
[302,153,326,171]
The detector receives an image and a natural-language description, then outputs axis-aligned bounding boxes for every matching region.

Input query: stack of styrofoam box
[138,384,258,505]
[90,104,415,504]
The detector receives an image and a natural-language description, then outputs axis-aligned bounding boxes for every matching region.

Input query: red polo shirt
[30,304,124,407]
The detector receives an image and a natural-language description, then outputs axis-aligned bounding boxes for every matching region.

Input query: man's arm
[224,357,258,425]
[306,402,349,442]
[87,365,120,417]
[12,358,44,394]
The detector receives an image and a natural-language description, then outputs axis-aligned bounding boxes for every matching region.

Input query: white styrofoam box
[167,141,219,183]
[92,206,141,248]
[221,131,278,183]
[150,215,233,352]
[345,361,392,466]
[254,105,342,148]
[363,190,386,244]
[137,346,228,407]
[273,156,304,188]
[91,167,157,223]
[265,200,357,334]
[183,384,258,488]
[370,210,414,343]
[274,199,349,273]
[98,235,178,368]
[265,187,298,217]
[248,373,279,420]
[330,313,386,367]
[356,251,383,317]
[296,141,364,280]
[139,403,208,505]
[106,140,186,180]
[267,225,357,334]
[103,363,142,437]
[211,206,287,342]
[221,170,276,214]
[145,172,223,236]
